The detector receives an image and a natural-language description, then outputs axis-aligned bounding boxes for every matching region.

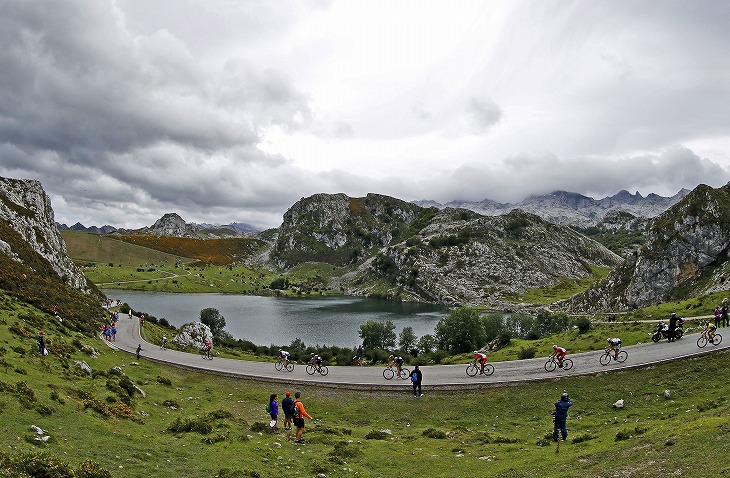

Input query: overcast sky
[1,0,729,229]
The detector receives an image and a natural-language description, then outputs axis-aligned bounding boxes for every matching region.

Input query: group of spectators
[267,391,313,444]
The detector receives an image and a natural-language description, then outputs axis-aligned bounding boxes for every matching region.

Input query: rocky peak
[562,182,730,312]
[0,176,90,291]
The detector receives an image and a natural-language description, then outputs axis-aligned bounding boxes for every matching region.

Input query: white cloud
[0,0,728,229]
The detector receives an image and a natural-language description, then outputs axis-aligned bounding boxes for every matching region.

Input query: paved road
[105,314,730,391]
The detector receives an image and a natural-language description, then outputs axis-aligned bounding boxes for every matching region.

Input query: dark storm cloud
[0,0,312,228]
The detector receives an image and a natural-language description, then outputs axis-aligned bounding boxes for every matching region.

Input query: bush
[575,317,591,334]
[518,347,536,359]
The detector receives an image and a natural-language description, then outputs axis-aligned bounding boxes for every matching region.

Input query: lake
[102,290,448,348]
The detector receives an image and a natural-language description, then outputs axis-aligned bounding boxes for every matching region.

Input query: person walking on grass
[552,390,573,442]
[292,391,313,444]
[409,365,423,397]
[281,391,294,430]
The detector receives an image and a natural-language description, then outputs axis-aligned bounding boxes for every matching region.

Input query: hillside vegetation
[1,295,728,477]
[115,234,268,265]
[61,230,192,265]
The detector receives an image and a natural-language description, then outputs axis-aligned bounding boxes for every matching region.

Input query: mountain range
[5,174,730,312]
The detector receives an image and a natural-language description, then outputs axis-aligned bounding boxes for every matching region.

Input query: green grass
[505,265,613,304]
[61,230,192,265]
[2,294,729,477]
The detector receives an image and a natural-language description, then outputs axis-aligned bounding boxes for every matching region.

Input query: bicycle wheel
[545,359,557,372]
[318,365,329,376]
[383,368,395,380]
[483,363,495,376]
[285,362,295,372]
[399,368,411,380]
[562,358,573,371]
[275,361,283,371]
[616,350,628,363]
[466,363,478,377]
[599,352,611,366]
[711,334,722,345]
[305,364,316,375]
[697,335,708,348]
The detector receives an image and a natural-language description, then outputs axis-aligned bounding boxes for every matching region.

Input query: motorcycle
[651,318,685,342]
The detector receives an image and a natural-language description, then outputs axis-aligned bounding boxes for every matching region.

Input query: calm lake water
[102,290,448,348]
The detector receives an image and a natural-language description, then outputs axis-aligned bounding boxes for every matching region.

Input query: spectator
[281,392,294,430]
[553,390,573,442]
[292,391,313,444]
[721,299,729,327]
[268,393,279,432]
[37,330,46,358]
[409,365,423,397]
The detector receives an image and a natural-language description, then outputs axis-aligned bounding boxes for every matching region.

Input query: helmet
[40,330,44,335]
[607,338,611,342]
[671,312,676,317]
[310,352,315,356]
[561,390,570,401]
[552,344,557,349]
[389,354,394,359]
[473,351,479,354]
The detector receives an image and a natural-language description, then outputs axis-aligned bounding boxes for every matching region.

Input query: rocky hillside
[562,182,730,312]
[345,208,622,306]
[0,176,106,334]
[270,192,622,307]
[0,177,90,292]
[271,193,432,268]
[416,189,689,228]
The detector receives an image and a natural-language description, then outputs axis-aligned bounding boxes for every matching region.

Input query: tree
[434,307,486,353]
[398,326,417,352]
[199,307,226,338]
[358,320,397,351]
[417,334,435,354]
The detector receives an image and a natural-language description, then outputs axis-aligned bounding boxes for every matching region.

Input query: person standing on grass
[552,390,573,442]
[292,391,313,444]
[268,393,279,432]
[281,391,294,430]
[136,344,142,360]
[37,330,46,358]
[409,365,423,397]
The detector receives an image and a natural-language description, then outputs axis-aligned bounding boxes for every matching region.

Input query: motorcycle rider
[668,312,678,342]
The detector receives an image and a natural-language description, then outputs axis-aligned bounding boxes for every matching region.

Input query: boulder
[173,322,213,349]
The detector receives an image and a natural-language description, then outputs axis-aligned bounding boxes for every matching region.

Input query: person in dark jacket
[668,312,678,342]
[409,365,423,397]
[281,391,294,430]
[553,390,573,442]
[37,330,46,358]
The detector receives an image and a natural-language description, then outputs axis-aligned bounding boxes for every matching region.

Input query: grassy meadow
[1,294,729,477]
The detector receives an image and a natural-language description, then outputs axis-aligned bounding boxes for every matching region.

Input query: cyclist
[473,350,489,374]
[354,345,364,366]
[606,337,621,360]
[204,339,212,358]
[161,336,168,349]
[705,320,717,341]
[308,353,323,368]
[278,349,290,367]
[551,345,567,367]
[389,354,405,375]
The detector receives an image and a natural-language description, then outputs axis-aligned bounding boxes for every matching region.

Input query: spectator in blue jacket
[553,390,573,442]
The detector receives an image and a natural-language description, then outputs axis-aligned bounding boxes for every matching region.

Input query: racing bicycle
[466,359,495,377]
[599,347,628,365]
[697,329,723,348]
[275,357,294,372]
[383,364,410,380]
[305,362,329,376]
[545,355,573,372]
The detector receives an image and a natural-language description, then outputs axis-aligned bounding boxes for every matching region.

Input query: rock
[75,361,92,375]
[613,399,624,408]
[664,389,671,399]
[173,322,213,349]
[31,425,45,435]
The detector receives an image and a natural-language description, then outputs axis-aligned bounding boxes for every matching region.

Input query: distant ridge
[413,189,690,228]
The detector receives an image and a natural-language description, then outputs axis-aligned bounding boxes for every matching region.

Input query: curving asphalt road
[105,314,730,391]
